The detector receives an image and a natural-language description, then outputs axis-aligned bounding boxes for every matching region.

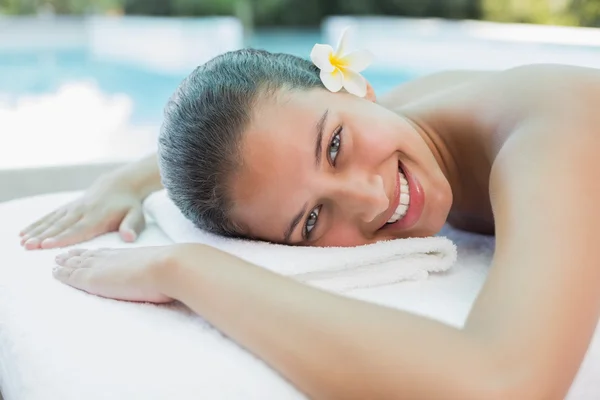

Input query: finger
[21,209,70,246]
[55,248,87,262]
[56,247,112,265]
[38,213,85,249]
[39,217,102,249]
[53,265,76,281]
[20,209,66,244]
[20,209,60,237]
[118,207,145,242]
[53,265,92,292]
[22,237,42,251]
[55,255,83,268]
[55,248,102,265]
[78,248,109,258]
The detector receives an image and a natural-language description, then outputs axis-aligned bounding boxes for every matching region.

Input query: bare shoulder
[472,65,600,393]
[488,64,600,241]
[378,69,493,109]
[488,64,600,195]
[467,105,600,399]
[500,63,600,82]
[449,64,600,235]
[380,64,600,112]
[457,64,600,158]
[479,64,600,115]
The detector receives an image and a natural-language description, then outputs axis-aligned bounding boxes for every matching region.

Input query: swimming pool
[5,15,600,172]
[0,31,416,127]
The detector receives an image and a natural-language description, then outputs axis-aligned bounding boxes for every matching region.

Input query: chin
[406,218,445,238]
[416,189,453,237]
[419,216,448,237]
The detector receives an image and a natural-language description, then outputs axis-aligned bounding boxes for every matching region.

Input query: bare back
[382,64,600,235]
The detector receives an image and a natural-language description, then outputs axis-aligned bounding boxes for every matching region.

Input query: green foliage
[481,0,578,25]
[1,0,600,28]
[170,0,235,15]
[0,0,122,14]
[568,0,600,27]
[0,0,37,14]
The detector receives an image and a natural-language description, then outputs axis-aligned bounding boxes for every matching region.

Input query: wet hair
[158,49,323,237]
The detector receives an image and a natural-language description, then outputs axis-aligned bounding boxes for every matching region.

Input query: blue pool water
[0,48,186,125]
[0,32,417,126]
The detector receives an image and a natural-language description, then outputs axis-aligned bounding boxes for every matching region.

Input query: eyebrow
[314,109,329,167]
[283,110,329,244]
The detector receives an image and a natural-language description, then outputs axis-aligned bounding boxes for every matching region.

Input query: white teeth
[386,169,411,224]
[400,193,410,205]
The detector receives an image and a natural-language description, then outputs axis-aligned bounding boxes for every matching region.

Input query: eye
[328,127,342,166]
[303,206,321,239]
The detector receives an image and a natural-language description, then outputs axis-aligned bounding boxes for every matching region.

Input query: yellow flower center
[329,53,347,69]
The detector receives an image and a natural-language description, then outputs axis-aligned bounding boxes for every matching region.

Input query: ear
[364,80,376,102]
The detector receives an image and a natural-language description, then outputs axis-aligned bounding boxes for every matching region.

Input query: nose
[332,172,390,224]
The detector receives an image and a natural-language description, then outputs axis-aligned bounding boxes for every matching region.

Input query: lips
[378,163,402,230]
[378,161,425,232]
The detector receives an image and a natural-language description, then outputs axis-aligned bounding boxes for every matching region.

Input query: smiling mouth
[385,164,411,225]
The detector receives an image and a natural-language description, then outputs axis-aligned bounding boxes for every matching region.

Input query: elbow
[479,362,572,400]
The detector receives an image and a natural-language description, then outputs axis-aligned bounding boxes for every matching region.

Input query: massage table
[0,192,597,399]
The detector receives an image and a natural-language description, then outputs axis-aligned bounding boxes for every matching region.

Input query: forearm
[159,245,495,399]
[107,153,163,199]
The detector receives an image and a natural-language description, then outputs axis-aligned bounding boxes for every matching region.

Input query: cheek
[355,118,399,154]
[316,223,370,247]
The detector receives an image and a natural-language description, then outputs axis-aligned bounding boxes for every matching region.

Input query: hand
[20,174,146,250]
[53,246,176,303]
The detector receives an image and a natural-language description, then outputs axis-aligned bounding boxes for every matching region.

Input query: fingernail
[25,238,39,249]
[122,230,137,242]
[20,235,30,245]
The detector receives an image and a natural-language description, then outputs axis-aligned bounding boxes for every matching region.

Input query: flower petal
[320,69,343,93]
[341,69,368,97]
[339,50,373,73]
[310,44,335,72]
[334,27,351,58]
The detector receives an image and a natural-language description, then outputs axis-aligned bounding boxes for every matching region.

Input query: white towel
[143,190,457,291]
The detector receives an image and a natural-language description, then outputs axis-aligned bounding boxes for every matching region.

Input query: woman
[19,40,600,398]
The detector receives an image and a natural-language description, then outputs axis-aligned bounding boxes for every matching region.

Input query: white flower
[310,27,373,97]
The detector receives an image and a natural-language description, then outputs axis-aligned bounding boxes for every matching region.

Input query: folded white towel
[143,190,457,291]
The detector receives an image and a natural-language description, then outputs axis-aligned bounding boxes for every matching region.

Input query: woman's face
[229,87,452,247]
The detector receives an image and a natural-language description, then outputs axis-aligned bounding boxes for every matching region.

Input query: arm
[52,78,600,397]
[106,153,163,199]
[466,121,600,398]
[160,247,492,399]
[20,152,163,249]
[158,126,600,399]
